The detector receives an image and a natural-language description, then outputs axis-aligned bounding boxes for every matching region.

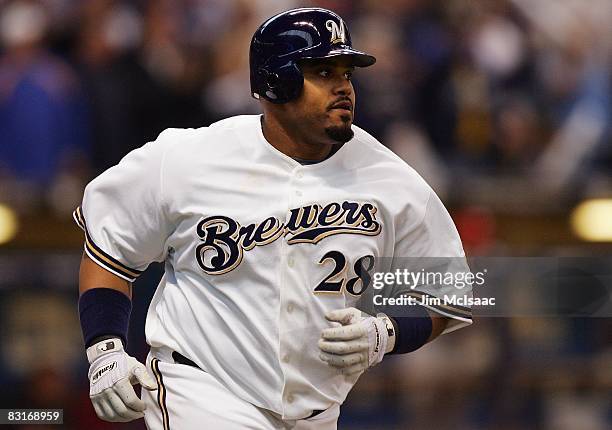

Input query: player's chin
[324,122,354,143]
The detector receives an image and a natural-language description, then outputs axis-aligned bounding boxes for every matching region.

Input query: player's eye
[344,70,353,80]
[318,69,331,78]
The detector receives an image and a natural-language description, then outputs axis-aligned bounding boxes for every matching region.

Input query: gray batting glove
[318,307,392,375]
[87,338,157,422]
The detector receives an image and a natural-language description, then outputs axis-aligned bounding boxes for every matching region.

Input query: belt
[172,351,199,368]
[305,409,326,419]
[171,351,326,420]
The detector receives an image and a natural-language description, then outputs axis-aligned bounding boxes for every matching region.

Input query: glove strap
[377,313,396,353]
[86,337,124,364]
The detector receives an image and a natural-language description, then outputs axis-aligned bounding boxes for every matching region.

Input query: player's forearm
[78,256,154,423]
[78,253,133,347]
[386,306,448,355]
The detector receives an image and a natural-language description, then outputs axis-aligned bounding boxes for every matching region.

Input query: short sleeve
[390,191,473,333]
[73,130,175,282]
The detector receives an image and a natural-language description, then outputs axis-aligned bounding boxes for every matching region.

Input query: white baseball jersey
[74,114,472,420]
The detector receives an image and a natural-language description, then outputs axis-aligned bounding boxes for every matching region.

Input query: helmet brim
[303,48,376,67]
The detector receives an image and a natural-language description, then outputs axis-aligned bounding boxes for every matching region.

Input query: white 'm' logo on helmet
[325,20,346,44]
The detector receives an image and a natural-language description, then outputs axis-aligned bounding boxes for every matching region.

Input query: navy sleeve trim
[73,206,143,282]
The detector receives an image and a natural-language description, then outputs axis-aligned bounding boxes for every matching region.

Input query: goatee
[325,124,354,143]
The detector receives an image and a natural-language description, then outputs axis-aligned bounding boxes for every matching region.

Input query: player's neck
[260,114,333,162]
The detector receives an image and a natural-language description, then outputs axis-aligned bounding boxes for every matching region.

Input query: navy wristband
[389,305,433,354]
[78,288,131,347]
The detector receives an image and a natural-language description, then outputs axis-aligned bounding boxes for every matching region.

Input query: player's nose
[332,75,352,97]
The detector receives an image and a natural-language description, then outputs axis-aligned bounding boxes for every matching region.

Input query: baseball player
[75,7,472,430]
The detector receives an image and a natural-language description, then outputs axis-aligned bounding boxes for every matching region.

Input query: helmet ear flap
[256,62,303,104]
[264,70,280,88]
[254,67,280,101]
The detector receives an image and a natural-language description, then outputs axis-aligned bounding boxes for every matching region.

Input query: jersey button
[287,257,295,268]
[296,171,304,179]
[287,303,294,313]
[282,354,290,363]
[295,190,302,197]
[287,394,295,403]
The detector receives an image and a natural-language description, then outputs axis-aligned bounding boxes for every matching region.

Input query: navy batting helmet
[249,7,376,104]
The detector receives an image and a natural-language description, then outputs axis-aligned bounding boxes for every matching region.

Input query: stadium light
[0,204,19,245]
[571,199,612,242]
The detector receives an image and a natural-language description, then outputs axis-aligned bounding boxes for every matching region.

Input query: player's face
[293,56,356,144]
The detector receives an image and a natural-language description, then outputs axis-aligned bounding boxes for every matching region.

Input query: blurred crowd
[0,0,611,214]
[0,1,611,429]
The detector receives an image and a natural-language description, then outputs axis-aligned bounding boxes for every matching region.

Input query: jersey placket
[278,165,305,417]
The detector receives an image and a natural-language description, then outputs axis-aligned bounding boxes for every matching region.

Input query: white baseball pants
[142,351,340,430]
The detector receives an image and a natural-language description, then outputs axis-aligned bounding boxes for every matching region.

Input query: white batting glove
[318,308,395,375]
[87,338,157,422]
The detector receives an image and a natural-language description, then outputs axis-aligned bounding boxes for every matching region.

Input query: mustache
[327,97,353,111]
